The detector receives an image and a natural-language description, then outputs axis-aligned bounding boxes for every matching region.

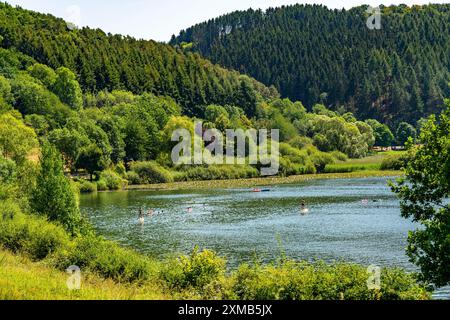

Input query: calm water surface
[80,177,449,299]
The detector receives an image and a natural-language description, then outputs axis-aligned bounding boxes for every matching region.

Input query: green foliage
[84,90,136,108]
[0,201,70,261]
[365,120,395,147]
[396,122,417,146]
[48,128,90,169]
[135,93,181,130]
[390,102,450,287]
[130,161,174,184]
[0,3,275,117]
[53,235,152,283]
[205,105,230,131]
[277,143,317,175]
[76,144,108,178]
[307,114,373,158]
[0,156,16,183]
[161,247,226,290]
[205,105,229,123]
[0,199,431,299]
[96,179,108,191]
[226,260,429,300]
[0,112,38,164]
[24,114,50,136]
[278,157,316,176]
[30,143,82,235]
[380,153,410,170]
[330,151,348,162]
[0,40,386,178]
[324,163,381,173]
[76,179,97,193]
[10,73,73,126]
[51,67,83,111]
[27,63,57,88]
[273,99,307,122]
[98,170,128,190]
[0,47,35,77]
[309,151,335,173]
[122,107,159,161]
[114,162,127,177]
[269,110,297,141]
[289,136,313,149]
[125,171,141,185]
[324,152,407,173]
[177,165,259,181]
[313,104,337,117]
[0,74,13,109]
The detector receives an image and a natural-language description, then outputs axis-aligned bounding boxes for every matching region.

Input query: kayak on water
[252,188,271,192]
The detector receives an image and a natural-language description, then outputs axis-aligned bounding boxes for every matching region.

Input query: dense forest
[0,2,278,117]
[171,4,450,125]
[0,45,389,188]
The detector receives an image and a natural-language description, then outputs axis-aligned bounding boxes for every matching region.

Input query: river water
[79,177,449,299]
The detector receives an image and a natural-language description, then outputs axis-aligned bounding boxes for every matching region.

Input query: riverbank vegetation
[126,171,401,191]
[324,151,410,173]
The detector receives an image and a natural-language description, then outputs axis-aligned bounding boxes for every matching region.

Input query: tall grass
[324,163,381,173]
[0,249,167,300]
[175,165,259,182]
[324,151,406,173]
[226,260,430,300]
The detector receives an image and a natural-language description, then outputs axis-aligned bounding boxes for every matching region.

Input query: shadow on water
[80,177,449,299]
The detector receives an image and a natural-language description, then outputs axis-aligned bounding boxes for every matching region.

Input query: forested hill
[171,4,450,125]
[0,2,278,117]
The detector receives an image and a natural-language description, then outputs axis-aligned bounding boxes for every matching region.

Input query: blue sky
[4,0,447,42]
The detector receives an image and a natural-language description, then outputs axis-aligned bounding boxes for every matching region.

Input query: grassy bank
[0,247,430,300]
[0,249,167,300]
[126,170,401,191]
[324,151,407,173]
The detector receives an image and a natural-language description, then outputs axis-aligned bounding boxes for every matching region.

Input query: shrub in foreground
[226,260,430,300]
[0,201,70,260]
[160,247,226,290]
[52,235,153,283]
